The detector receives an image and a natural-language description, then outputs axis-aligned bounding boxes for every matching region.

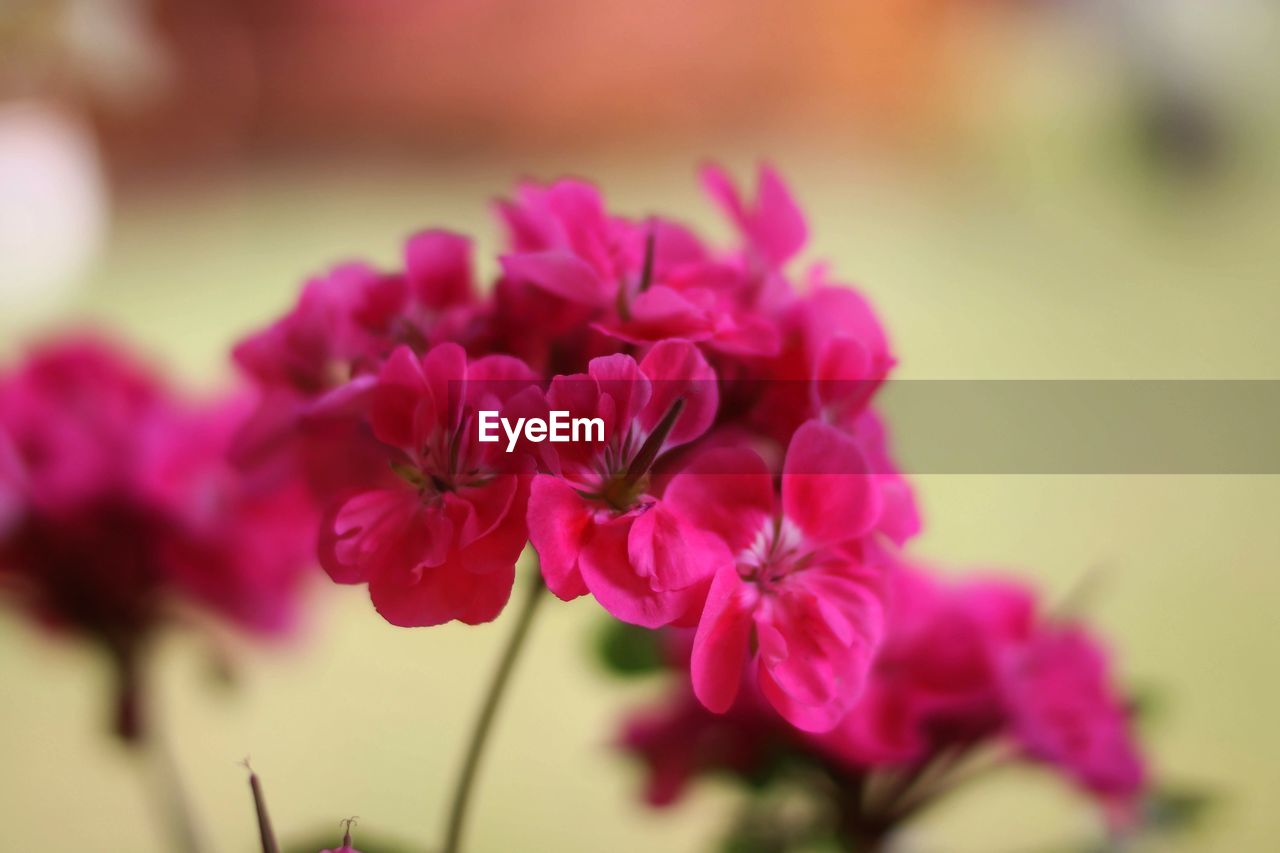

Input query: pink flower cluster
[236,165,919,732]
[236,167,1145,823]
[0,337,315,739]
[619,561,1147,825]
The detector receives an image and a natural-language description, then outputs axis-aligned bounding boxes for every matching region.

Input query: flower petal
[663,448,774,553]
[526,474,590,600]
[579,514,693,628]
[690,564,757,713]
[627,503,728,594]
[637,340,717,448]
[500,250,610,306]
[783,420,881,544]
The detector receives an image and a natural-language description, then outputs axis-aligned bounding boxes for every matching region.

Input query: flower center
[579,396,684,513]
[736,516,809,589]
[392,426,494,497]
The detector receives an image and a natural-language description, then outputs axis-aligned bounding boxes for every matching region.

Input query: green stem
[142,728,205,853]
[441,573,546,853]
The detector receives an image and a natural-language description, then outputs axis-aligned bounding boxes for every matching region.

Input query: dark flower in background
[614,559,1151,848]
[0,336,316,741]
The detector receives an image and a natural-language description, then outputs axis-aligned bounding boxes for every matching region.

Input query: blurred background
[1,0,1278,850]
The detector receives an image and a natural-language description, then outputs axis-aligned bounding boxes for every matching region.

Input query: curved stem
[141,726,205,853]
[441,573,546,853]
[116,642,203,853]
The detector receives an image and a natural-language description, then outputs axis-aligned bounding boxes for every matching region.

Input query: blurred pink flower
[0,336,315,739]
[1002,624,1147,809]
[700,163,808,270]
[619,681,785,807]
[817,564,1035,766]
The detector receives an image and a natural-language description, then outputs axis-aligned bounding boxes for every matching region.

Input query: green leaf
[595,618,666,677]
[1143,785,1216,834]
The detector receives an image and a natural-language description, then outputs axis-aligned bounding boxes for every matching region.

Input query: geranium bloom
[239,166,916,645]
[747,270,893,442]
[527,340,728,628]
[1002,624,1147,810]
[614,564,1150,844]
[319,342,542,627]
[817,565,1035,766]
[0,337,314,739]
[232,230,482,501]
[495,176,780,371]
[619,681,789,807]
[664,420,885,732]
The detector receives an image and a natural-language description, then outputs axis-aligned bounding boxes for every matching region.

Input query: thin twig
[243,760,280,853]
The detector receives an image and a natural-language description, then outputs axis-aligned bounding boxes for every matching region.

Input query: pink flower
[318,343,541,627]
[495,176,783,371]
[137,394,317,635]
[664,420,886,732]
[235,230,479,393]
[526,340,726,628]
[817,565,1035,766]
[619,682,788,807]
[497,178,659,309]
[750,274,894,444]
[1002,624,1147,807]
[232,231,482,501]
[700,163,808,270]
[0,337,316,738]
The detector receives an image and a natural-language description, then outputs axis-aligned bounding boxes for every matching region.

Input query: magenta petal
[360,487,523,627]
[445,474,518,548]
[500,250,611,306]
[588,353,651,431]
[526,475,590,600]
[319,488,452,586]
[700,163,807,266]
[690,564,756,713]
[368,542,514,628]
[368,346,429,451]
[708,313,781,357]
[637,340,718,448]
[757,564,885,731]
[755,600,839,708]
[465,353,538,392]
[598,286,713,345]
[754,164,808,266]
[783,420,881,545]
[404,229,472,308]
[304,375,378,421]
[756,661,852,734]
[579,516,693,629]
[699,163,748,229]
[814,337,875,415]
[663,448,774,553]
[419,343,468,434]
[627,503,728,594]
